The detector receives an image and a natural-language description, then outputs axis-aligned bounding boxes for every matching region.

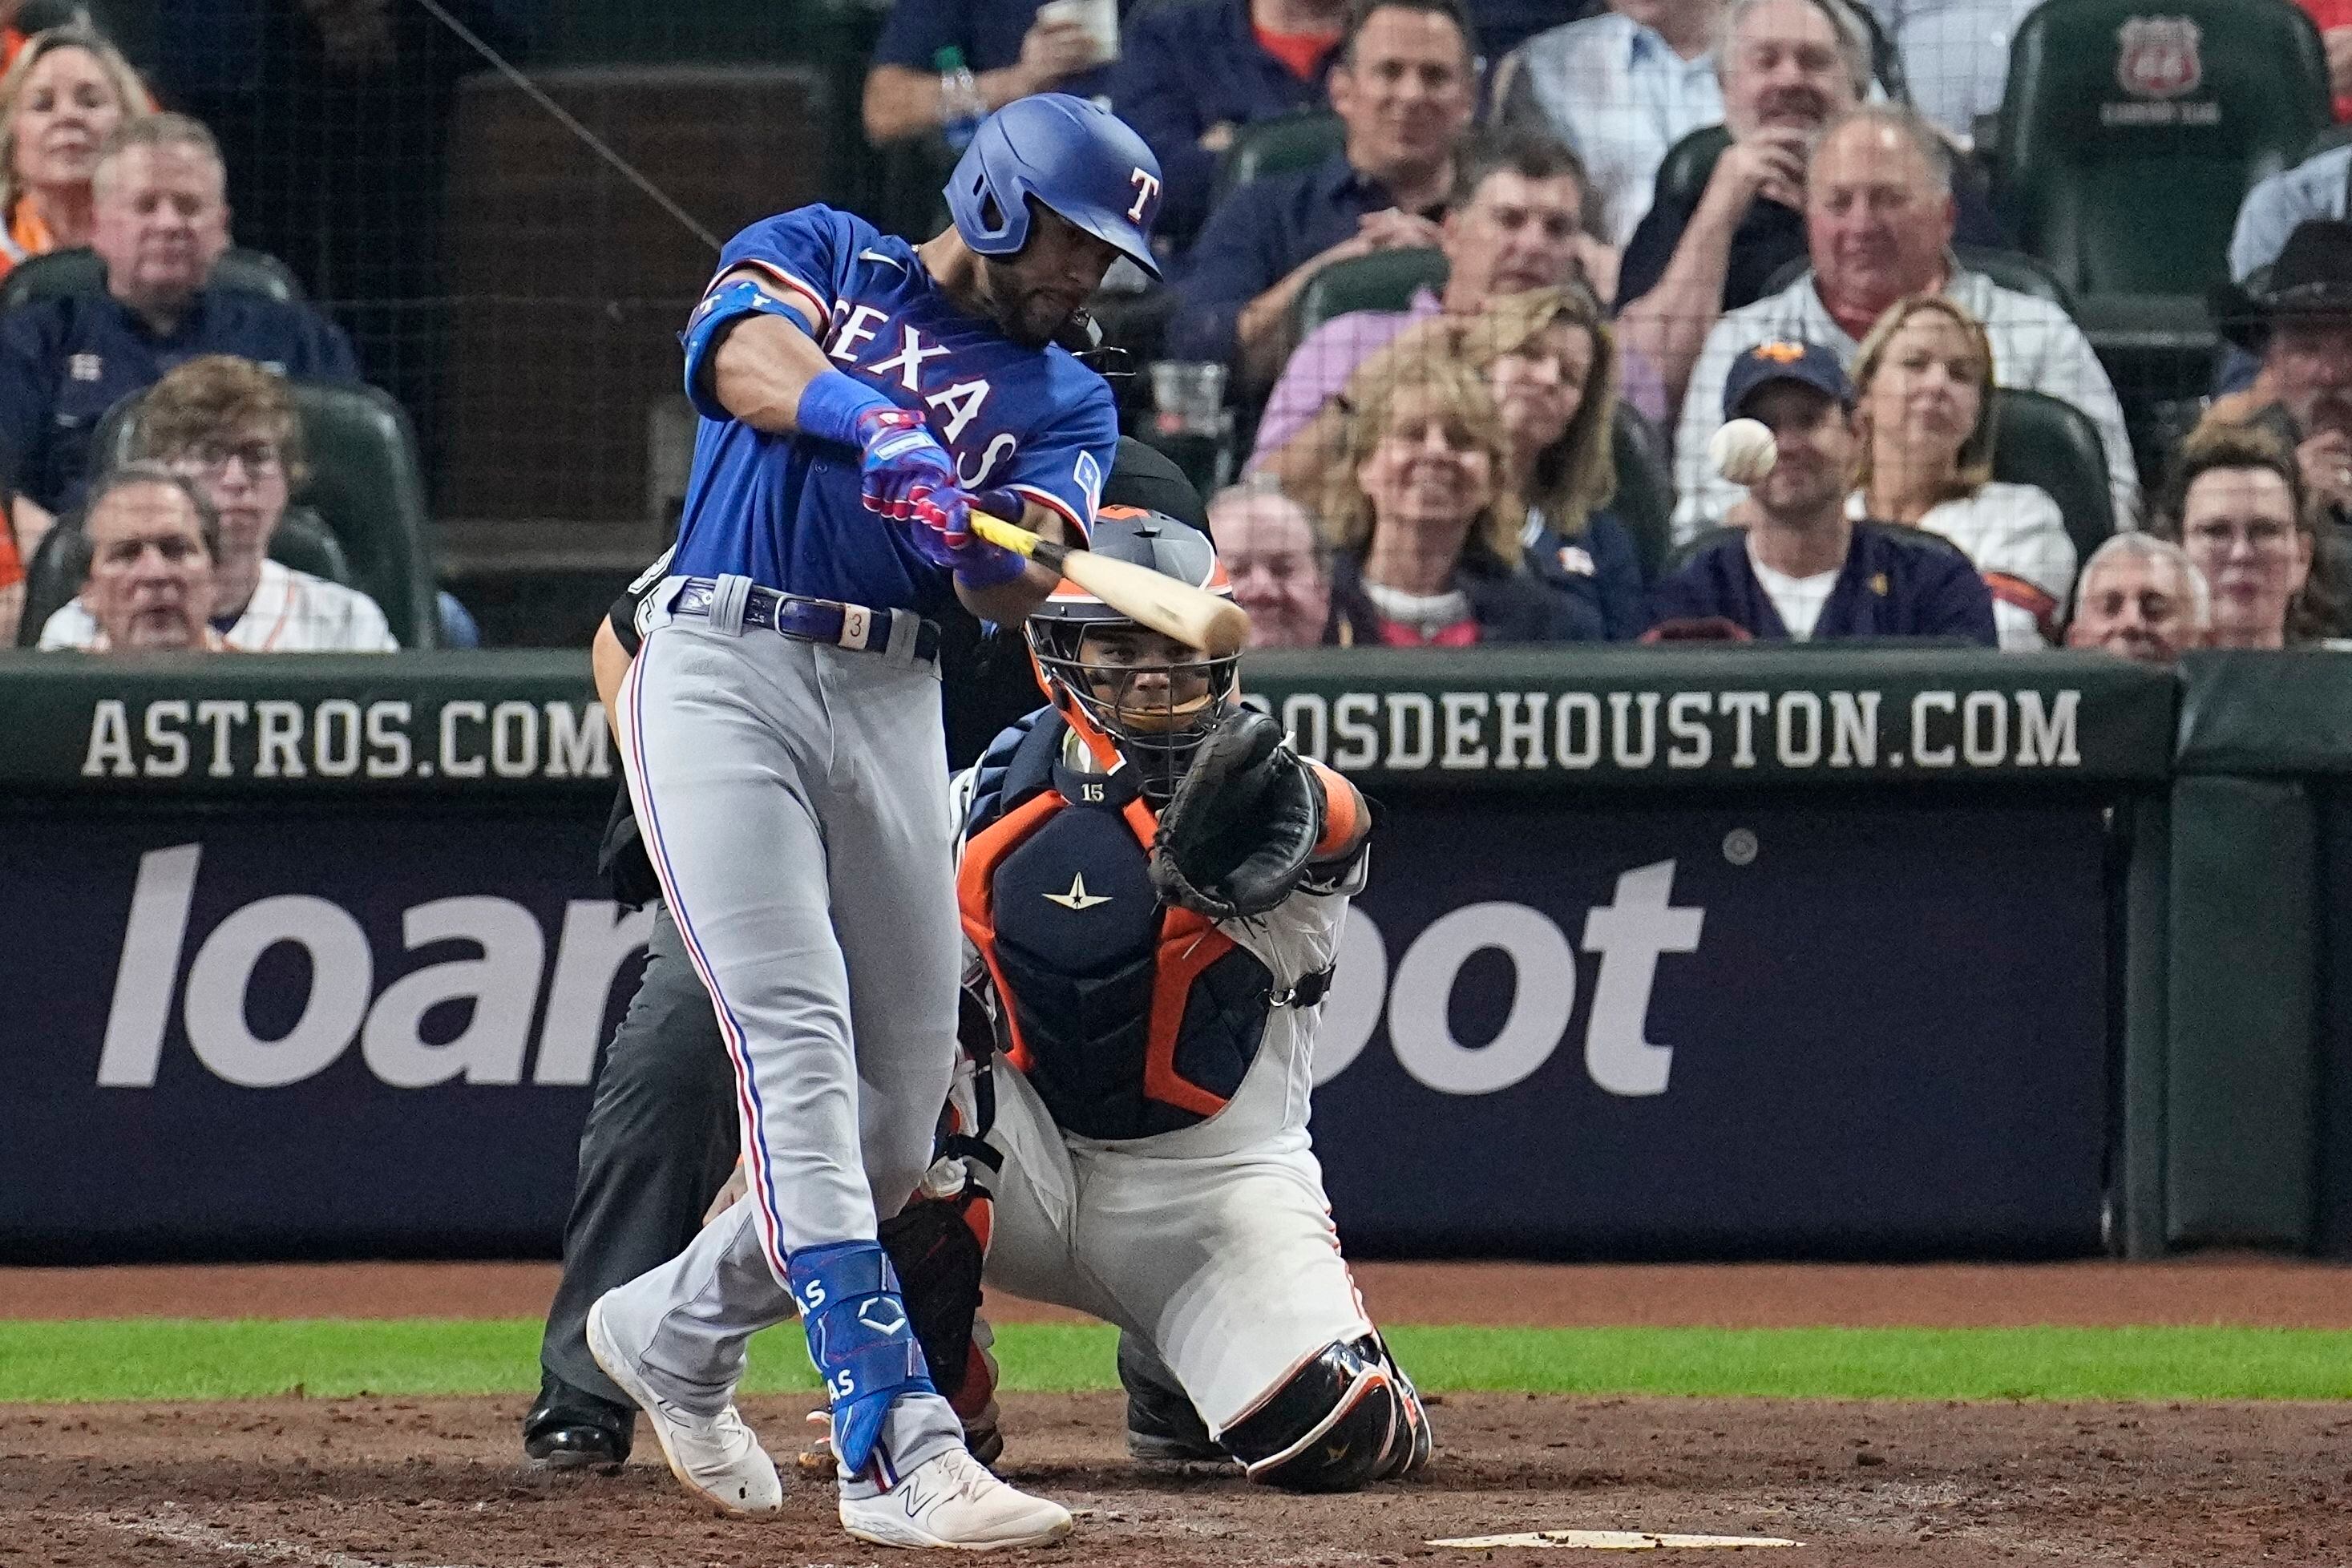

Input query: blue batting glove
[907,485,1030,588]
[855,406,956,523]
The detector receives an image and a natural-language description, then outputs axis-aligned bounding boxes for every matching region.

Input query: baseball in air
[1710,418,1778,485]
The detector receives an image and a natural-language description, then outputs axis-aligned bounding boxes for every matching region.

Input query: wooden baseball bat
[972,512,1252,658]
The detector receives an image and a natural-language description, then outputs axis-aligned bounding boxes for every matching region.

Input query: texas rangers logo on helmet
[2115,17,2202,101]
[1126,168,1162,224]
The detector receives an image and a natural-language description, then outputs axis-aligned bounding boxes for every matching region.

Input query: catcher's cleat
[1118,1332,1227,1465]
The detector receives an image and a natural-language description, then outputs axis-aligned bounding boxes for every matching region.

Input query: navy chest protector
[960,713,1274,1140]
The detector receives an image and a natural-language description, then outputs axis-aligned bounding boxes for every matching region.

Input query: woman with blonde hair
[1459,285,1647,637]
[1849,292,2075,649]
[1319,350,1596,645]
[0,22,148,273]
[1276,286,1647,637]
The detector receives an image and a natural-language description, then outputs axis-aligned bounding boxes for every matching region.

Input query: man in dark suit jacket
[1651,338,1995,643]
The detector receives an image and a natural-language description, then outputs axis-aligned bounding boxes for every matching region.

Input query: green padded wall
[2164,775,2316,1249]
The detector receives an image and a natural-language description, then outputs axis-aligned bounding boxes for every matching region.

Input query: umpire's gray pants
[604,597,961,1439]
[539,901,737,1408]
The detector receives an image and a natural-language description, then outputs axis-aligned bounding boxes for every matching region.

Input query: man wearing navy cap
[1649,338,1995,643]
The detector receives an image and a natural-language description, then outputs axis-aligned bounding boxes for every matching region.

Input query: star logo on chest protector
[1042,873,1113,911]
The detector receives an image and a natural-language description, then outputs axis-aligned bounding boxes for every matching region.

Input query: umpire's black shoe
[1117,1332,1226,1465]
[523,1372,634,1472]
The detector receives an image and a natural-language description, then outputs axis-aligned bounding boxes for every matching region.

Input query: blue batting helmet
[945,94,1165,280]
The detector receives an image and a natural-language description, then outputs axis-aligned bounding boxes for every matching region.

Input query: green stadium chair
[1212,111,1344,209]
[1989,386,2116,567]
[1608,404,1675,585]
[1650,125,1734,216]
[0,245,302,315]
[1993,0,2326,299]
[1291,247,1449,338]
[2304,123,2352,162]
[91,381,440,649]
[15,505,351,648]
[1992,0,2328,453]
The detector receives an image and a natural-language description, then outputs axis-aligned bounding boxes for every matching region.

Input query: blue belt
[669,576,940,666]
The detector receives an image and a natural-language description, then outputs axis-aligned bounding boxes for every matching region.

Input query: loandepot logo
[95,844,653,1089]
[1315,860,1703,1098]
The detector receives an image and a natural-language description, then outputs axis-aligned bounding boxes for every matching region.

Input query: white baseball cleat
[839,1445,1074,1550]
[584,1294,782,1516]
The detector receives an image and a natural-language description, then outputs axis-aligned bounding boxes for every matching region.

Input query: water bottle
[937,46,985,152]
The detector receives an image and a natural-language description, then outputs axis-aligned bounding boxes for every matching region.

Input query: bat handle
[970,511,1065,571]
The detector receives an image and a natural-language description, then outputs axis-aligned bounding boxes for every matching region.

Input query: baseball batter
[907,509,1434,1491]
[586,94,1162,1551]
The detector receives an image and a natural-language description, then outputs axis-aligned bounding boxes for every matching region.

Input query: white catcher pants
[978,1065,1376,1432]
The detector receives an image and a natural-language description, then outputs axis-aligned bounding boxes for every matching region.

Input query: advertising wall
[0,649,2175,1261]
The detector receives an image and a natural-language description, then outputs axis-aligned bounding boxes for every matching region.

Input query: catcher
[871,505,1433,1493]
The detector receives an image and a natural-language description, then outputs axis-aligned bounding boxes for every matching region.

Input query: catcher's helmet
[1027,507,1238,801]
[946,94,1164,280]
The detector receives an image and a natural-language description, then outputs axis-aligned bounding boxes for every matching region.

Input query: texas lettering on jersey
[669,204,1119,612]
[823,305,1015,488]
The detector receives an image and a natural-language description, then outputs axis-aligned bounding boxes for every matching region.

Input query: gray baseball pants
[600,578,963,1473]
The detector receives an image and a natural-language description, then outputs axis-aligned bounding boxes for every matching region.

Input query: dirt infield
[7,1255,2352,1326]
[6,1259,2350,1566]
[5,1390,2348,1567]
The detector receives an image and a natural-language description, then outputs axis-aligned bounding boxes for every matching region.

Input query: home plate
[1429,1530,1800,1550]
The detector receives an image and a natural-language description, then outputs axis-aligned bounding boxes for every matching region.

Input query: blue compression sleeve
[797,368,903,450]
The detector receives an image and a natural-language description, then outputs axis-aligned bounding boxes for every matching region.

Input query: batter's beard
[980,260,1072,349]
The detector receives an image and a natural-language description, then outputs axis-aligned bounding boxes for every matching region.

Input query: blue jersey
[1650,522,1998,645]
[673,204,1119,613]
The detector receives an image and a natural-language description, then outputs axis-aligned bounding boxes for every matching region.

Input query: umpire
[524,436,1213,1467]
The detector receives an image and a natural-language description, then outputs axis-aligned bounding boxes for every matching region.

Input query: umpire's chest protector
[959,715,1276,1142]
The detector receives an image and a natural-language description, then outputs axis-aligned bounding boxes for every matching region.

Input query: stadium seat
[1989,386,2116,567]
[15,505,352,648]
[2305,123,2352,162]
[1212,111,1344,209]
[1291,247,1449,338]
[90,381,440,649]
[1609,404,1675,585]
[1993,0,2326,299]
[1992,0,2328,458]
[1650,125,1734,216]
[1757,245,2075,312]
[0,245,302,314]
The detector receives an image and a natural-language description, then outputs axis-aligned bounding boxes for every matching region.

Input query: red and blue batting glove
[855,406,958,523]
[908,485,1030,589]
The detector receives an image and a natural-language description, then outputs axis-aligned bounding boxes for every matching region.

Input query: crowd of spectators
[0,6,408,655]
[11,0,2352,672]
[838,0,2352,665]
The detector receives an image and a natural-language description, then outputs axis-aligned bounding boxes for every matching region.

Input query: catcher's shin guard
[1217,1335,1433,1493]
[1368,1332,1433,1480]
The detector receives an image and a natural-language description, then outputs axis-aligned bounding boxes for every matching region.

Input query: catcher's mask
[1025,507,1238,802]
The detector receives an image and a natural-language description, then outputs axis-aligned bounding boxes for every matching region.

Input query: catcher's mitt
[1147,708,1322,919]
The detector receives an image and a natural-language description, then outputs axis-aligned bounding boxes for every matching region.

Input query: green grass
[4,1321,2350,1405]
